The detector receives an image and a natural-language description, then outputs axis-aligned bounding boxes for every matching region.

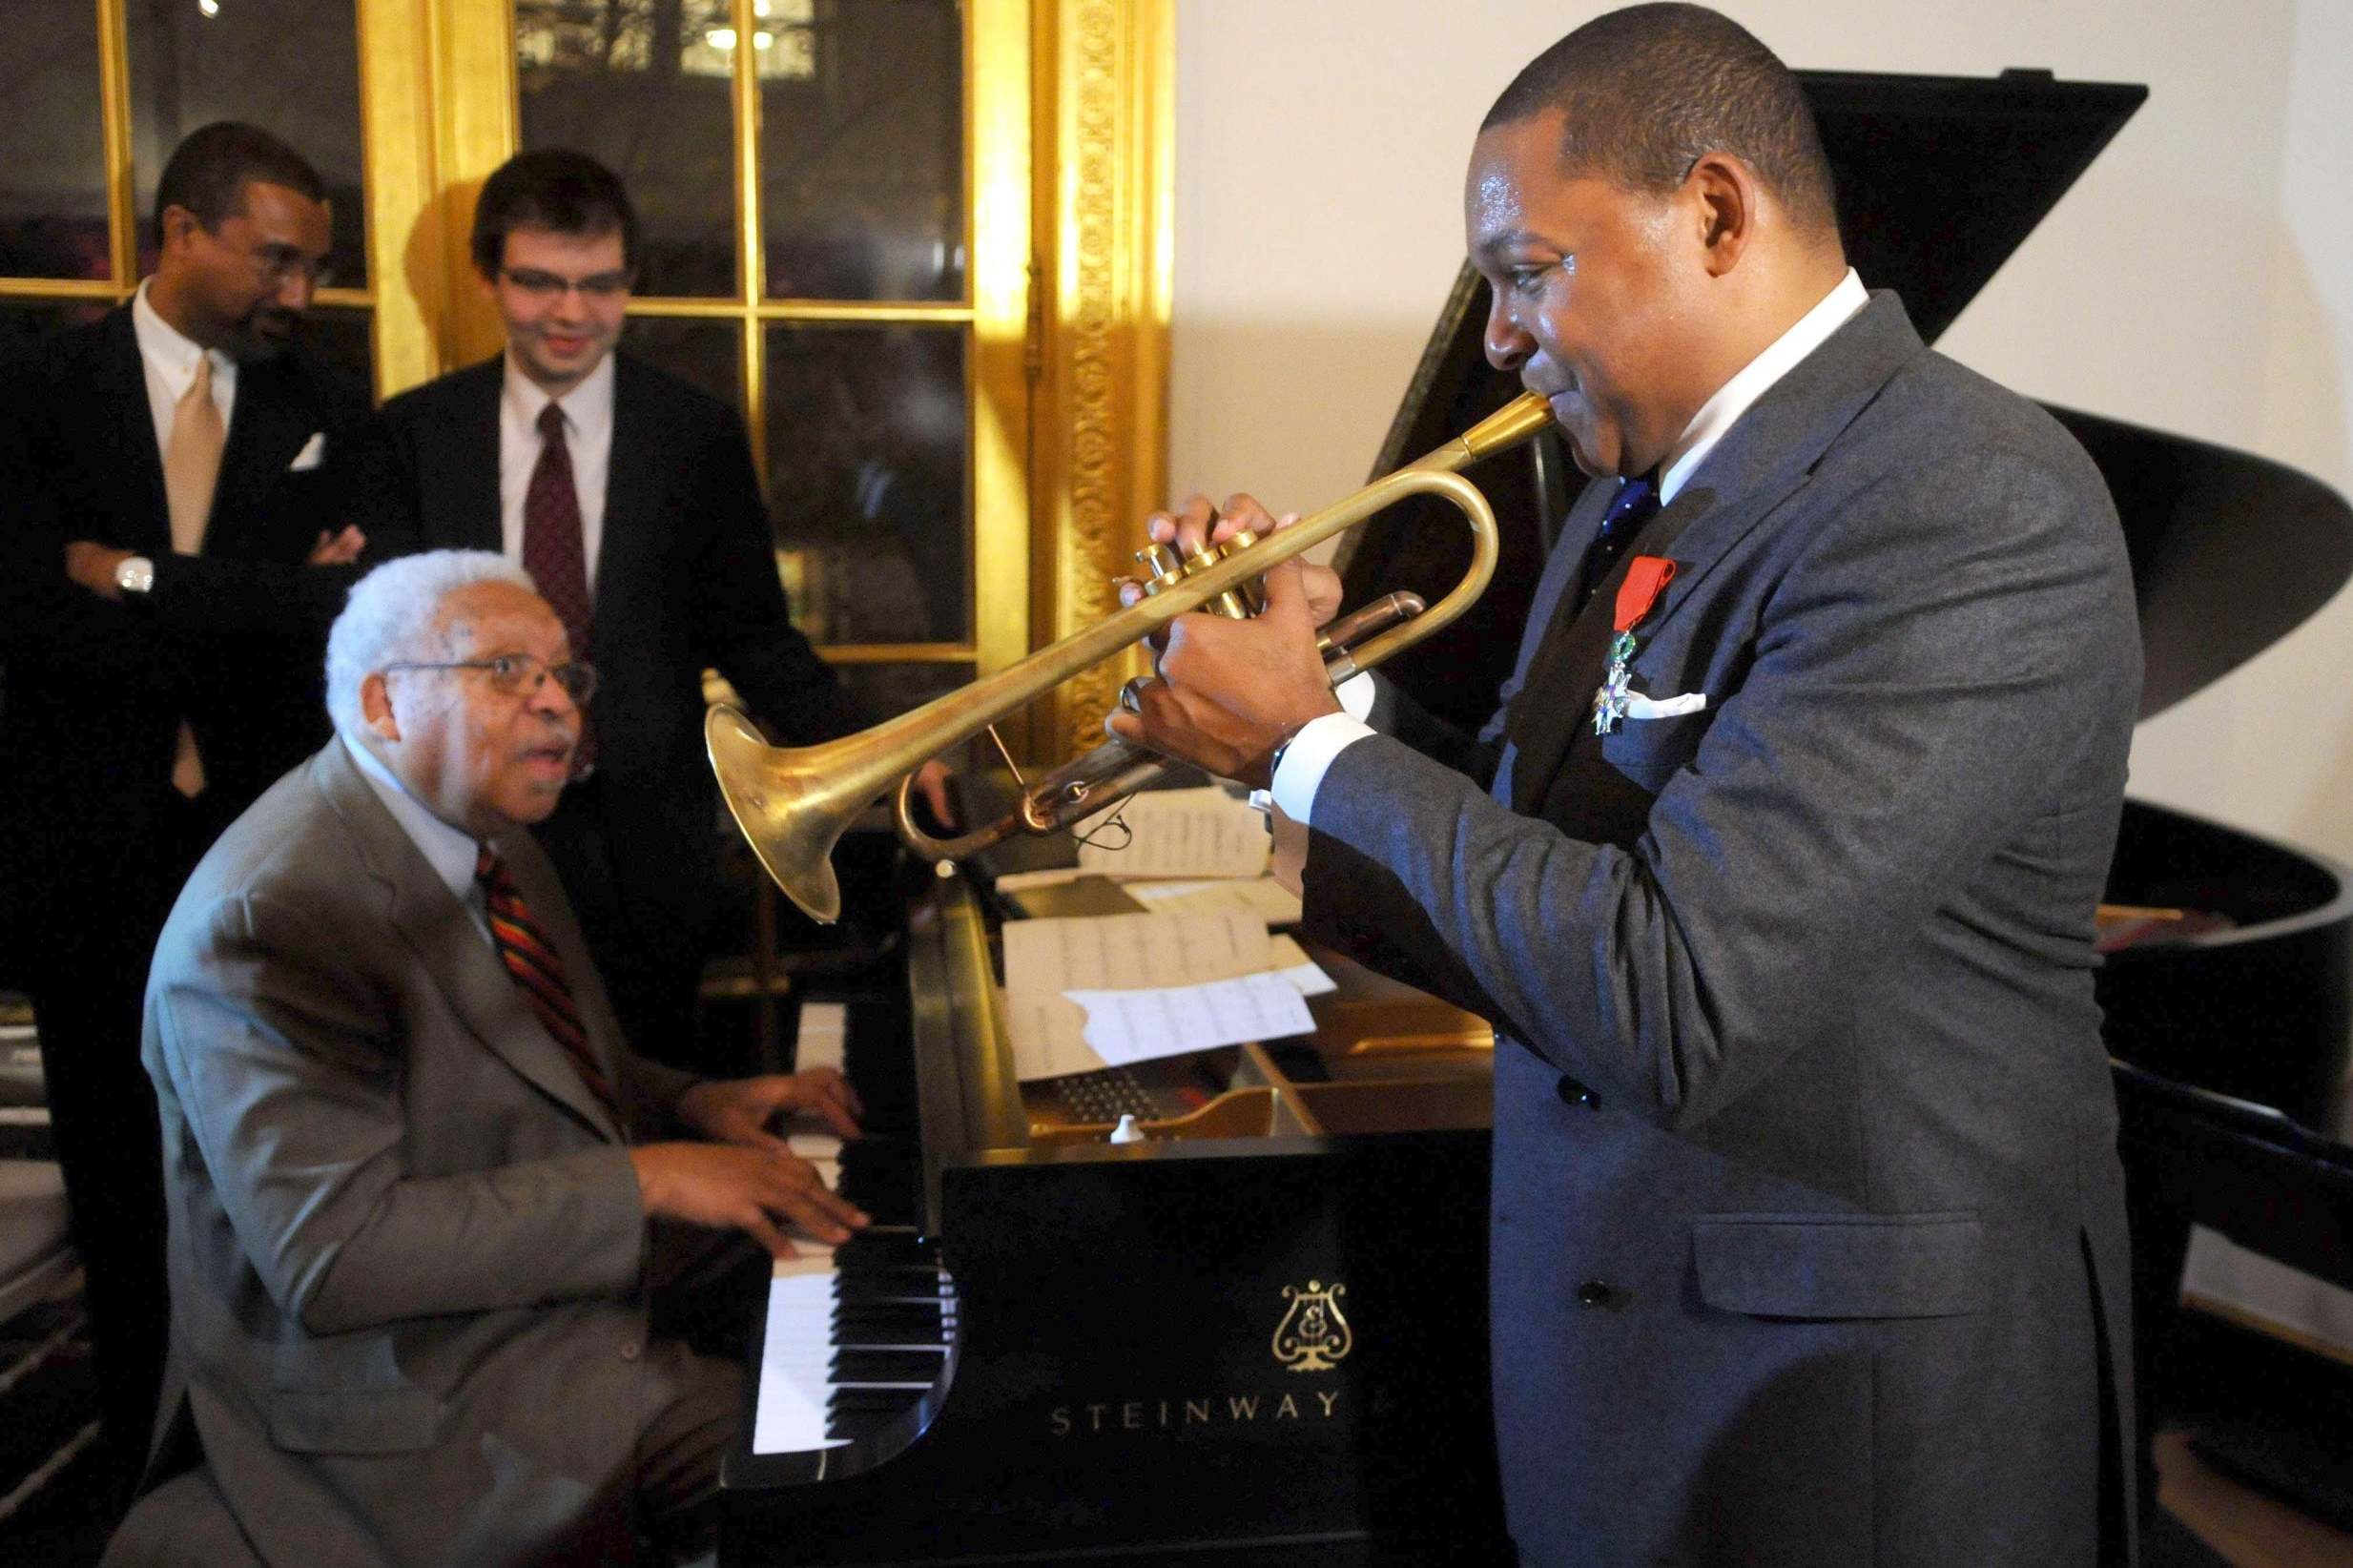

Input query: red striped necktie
[475,846,620,1120]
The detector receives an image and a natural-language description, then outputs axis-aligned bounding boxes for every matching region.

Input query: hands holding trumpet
[1107,493,1349,791]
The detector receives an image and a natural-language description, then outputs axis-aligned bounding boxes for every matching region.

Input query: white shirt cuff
[1269,712,1376,823]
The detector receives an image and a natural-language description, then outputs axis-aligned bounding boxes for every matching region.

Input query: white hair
[325,550,539,740]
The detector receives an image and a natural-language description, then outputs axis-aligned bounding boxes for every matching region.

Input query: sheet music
[1075,787,1270,879]
[1063,972,1316,1066]
[1122,875,1304,927]
[1001,910,1273,1080]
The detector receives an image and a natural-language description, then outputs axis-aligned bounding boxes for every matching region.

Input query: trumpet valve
[1182,533,1255,619]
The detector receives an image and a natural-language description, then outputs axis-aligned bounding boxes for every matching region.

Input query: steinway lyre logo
[1271,1280,1352,1372]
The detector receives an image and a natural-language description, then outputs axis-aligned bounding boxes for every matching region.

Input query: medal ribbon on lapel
[1593,555,1679,735]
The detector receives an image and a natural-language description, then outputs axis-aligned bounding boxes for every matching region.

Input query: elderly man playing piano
[106,549,867,1568]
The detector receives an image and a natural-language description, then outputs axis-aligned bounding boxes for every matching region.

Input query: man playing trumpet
[1116,7,2139,1564]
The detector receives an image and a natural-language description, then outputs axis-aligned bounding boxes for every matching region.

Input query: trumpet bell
[707,704,846,924]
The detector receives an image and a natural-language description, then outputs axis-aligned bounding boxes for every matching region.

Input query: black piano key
[829,1389,921,1413]
[835,1228,930,1265]
[834,1269,941,1297]
[831,1350,946,1383]
[832,1308,944,1341]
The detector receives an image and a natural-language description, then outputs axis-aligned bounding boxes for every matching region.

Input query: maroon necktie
[523,402,596,773]
[476,846,621,1120]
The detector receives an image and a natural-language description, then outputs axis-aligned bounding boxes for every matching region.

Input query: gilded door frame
[1028,0,1170,761]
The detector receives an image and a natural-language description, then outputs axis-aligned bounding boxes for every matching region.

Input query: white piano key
[753,1271,854,1454]
[795,1001,849,1076]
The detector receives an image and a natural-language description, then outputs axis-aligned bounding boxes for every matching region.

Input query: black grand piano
[717,69,2353,1564]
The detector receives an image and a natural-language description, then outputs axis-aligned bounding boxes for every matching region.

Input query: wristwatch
[114,555,155,595]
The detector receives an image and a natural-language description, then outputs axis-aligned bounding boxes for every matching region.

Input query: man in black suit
[346,150,947,1077]
[0,122,381,1496]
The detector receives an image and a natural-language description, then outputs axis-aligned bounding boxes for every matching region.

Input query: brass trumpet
[707,390,1554,923]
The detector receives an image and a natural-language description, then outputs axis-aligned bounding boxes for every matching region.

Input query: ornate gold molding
[1031,0,1172,761]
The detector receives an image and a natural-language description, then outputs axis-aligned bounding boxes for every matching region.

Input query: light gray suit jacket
[107,740,703,1567]
[1308,295,2141,1565]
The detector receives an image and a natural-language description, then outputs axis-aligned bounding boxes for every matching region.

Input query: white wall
[1172,0,2353,1349]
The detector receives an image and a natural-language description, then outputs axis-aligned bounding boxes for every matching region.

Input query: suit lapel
[1506,292,1929,808]
[430,360,505,550]
[595,356,661,632]
[102,310,172,557]
[311,743,624,1142]
[207,357,312,553]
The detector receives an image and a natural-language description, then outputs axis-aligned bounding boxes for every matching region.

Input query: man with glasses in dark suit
[0,121,380,1499]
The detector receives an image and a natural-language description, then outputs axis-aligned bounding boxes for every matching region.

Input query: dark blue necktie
[1575,476,1662,609]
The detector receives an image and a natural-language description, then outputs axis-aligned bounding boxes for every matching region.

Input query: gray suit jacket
[108,741,703,1567]
[1307,295,2141,1566]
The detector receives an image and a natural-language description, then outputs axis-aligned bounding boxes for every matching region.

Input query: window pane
[622,317,743,416]
[832,661,971,725]
[301,305,373,395]
[764,323,967,645]
[0,2,110,280]
[515,0,738,299]
[0,299,110,367]
[126,0,368,288]
[761,0,963,301]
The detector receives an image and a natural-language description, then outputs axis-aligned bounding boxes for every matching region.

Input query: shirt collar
[131,279,232,387]
[1657,267,1868,505]
[501,349,615,442]
[341,732,484,905]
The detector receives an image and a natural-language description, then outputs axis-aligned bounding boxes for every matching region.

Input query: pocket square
[1622,691,1707,720]
[287,431,327,470]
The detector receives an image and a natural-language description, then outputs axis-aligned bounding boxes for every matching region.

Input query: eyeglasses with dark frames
[498,266,633,302]
[382,653,598,705]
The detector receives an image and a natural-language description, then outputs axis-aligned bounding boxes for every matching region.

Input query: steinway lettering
[1049,1389,1342,1436]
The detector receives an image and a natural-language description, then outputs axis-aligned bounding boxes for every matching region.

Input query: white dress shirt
[499,351,615,585]
[132,279,237,491]
[342,732,492,944]
[1270,268,1869,824]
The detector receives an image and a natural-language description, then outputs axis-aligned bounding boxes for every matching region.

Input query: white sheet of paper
[1063,971,1317,1066]
[1121,875,1304,927]
[1075,786,1269,878]
[1001,910,1272,1080]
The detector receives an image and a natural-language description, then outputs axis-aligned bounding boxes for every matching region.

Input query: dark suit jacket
[1307,295,2141,1565]
[342,353,862,946]
[107,742,701,1568]
[0,306,375,923]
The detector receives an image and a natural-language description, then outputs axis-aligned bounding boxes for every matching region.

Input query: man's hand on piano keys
[628,1142,871,1257]
[677,1067,865,1149]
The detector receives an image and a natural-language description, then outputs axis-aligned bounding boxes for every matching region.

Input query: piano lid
[1348,68,2353,728]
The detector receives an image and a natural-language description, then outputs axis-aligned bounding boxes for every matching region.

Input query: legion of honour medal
[1592,555,1679,735]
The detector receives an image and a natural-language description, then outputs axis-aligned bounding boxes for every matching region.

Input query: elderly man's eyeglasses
[383,653,599,705]
[499,267,632,302]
